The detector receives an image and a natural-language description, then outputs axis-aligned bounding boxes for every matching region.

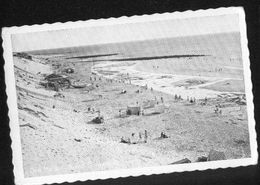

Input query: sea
[27,32,244,99]
[27,32,242,60]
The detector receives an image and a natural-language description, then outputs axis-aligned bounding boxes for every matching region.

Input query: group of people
[87,106,100,114]
[174,94,182,100]
[187,96,196,103]
[89,76,101,81]
[214,104,222,115]
[215,67,223,72]
[120,130,148,144]
[120,130,170,144]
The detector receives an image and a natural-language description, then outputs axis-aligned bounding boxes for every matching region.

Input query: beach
[14,34,250,177]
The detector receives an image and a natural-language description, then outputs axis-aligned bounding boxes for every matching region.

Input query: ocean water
[28,32,242,60]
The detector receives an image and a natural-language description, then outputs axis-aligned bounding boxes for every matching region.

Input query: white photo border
[2,7,258,185]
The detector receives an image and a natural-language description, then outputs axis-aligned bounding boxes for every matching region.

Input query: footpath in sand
[14,54,250,177]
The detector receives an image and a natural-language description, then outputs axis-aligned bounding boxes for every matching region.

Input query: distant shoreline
[92,55,245,99]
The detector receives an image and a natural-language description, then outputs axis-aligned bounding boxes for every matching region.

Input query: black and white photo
[2,7,257,185]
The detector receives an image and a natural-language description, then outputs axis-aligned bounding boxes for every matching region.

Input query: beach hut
[126,105,141,115]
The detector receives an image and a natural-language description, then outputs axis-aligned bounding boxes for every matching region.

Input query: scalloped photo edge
[2,7,258,185]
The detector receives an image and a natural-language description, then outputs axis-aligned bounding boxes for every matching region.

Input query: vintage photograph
[3,7,257,185]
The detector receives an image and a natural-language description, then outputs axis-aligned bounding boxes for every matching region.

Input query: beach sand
[14,52,250,177]
[92,55,245,99]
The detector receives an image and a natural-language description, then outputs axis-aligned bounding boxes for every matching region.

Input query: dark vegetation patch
[13,52,32,60]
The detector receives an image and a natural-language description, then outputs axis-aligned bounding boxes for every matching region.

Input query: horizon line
[14,31,240,53]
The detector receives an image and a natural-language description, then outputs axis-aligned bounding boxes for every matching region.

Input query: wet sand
[92,55,244,99]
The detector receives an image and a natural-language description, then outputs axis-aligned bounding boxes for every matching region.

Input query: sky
[12,14,240,52]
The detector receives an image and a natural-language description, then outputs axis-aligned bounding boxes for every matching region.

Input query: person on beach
[139,132,142,140]
[127,138,131,144]
[161,97,164,103]
[214,105,219,114]
[160,132,168,138]
[144,130,148,143]
[131,133,137,144]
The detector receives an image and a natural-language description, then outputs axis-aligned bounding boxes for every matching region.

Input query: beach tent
[126,106,141,115]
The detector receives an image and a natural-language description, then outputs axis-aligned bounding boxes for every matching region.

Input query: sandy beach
[14,50,250,177]
[92,55,245,99]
